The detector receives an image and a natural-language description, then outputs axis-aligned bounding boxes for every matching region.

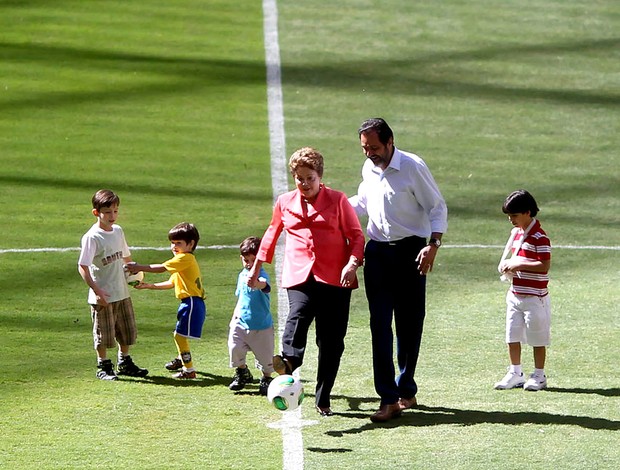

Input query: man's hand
[415,245,438,275]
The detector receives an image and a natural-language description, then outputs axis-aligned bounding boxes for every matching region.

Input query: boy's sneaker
[524,373,547,391]
[174,370,197,379]
[165,358,183,371]
[117,357,149,377]
[494,371,525,390]
[229,367,254,391]
[258,376,273,396]
[96,359,118,381]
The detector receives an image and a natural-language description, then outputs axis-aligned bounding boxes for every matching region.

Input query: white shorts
[228,322,275,374]
[505,290,551,347]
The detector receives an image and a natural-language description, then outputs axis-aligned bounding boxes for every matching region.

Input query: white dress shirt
[349,147,448,242]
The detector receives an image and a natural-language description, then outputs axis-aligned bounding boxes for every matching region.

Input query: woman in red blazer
[248,147,365,416]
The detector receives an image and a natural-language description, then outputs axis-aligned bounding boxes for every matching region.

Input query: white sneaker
[523,373,547,391]
[494,371,525,390]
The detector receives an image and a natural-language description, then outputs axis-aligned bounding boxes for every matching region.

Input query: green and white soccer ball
[125,271,144,287]
[267,374,305,411]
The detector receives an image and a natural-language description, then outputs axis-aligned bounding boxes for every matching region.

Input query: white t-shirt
[78,223,131,304]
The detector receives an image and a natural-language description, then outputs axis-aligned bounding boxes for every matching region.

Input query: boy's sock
[175,334,194,369]
[533,368,545,377]
[509,364,522,375]
[118,352,129,363]
[180,352,194,371]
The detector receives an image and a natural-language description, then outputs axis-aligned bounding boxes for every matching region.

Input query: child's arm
[134,280,174,290]
[247,260,264,288]
[125,261,167,274]
[78,264,109,305]
[501,257,551,274]
[254,276,269,292]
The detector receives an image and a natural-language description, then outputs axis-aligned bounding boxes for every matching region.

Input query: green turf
[277,0,619,248]
[0,0,273,249]
[1,1,619,469]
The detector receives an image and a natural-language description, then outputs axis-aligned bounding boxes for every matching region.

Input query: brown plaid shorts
[90,298,138,349]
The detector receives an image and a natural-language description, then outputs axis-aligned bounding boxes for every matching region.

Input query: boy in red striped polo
[495,190,551,391]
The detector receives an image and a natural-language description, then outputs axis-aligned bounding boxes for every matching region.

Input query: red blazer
[257,185,365,289]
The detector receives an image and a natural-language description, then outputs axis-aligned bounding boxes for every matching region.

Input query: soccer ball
[126,271,144,287]
[267,374,304,411]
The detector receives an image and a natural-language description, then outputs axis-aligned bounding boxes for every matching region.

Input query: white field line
[263,2,311,470]
[444,244,620,250]
[2,244,619,255]
[0,245,238,254]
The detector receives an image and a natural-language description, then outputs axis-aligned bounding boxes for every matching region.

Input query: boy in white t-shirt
[78,189,148,380]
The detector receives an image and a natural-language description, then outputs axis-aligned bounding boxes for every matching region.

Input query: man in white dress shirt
[349,118,448,423]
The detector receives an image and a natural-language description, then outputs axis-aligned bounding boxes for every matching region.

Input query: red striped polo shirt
[511,220,551,297]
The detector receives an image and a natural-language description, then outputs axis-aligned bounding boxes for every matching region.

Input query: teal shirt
[234,267,273,330]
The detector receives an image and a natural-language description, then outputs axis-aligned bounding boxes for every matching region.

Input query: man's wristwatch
[428,238,442,248]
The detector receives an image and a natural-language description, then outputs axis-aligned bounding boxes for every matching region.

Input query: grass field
[1,1,618,469]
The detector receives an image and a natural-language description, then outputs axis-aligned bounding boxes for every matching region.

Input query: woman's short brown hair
[289,147,324,177]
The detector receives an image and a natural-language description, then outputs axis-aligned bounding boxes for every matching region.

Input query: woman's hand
[340,257,360,287]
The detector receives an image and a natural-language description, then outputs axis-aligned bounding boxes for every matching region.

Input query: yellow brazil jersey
[162,252,205,299]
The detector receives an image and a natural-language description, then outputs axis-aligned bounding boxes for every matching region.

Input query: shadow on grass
[325,403,620,435]
[1,37,618,113]
[121,371,230,387]
[307,447,353,454]
[0,174,272,203]
[546,387,620,397]
[124,371,277,396]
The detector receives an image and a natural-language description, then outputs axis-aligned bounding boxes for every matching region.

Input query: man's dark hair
[358,118,394,145]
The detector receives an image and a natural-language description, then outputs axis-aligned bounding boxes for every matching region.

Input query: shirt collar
[388,147,402,171]
[289,184,331,218]
[370,146,402,174]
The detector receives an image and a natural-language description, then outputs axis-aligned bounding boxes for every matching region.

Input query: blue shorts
[175,296,206,339]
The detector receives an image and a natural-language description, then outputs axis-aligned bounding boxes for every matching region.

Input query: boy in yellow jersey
[126,222,206,379]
